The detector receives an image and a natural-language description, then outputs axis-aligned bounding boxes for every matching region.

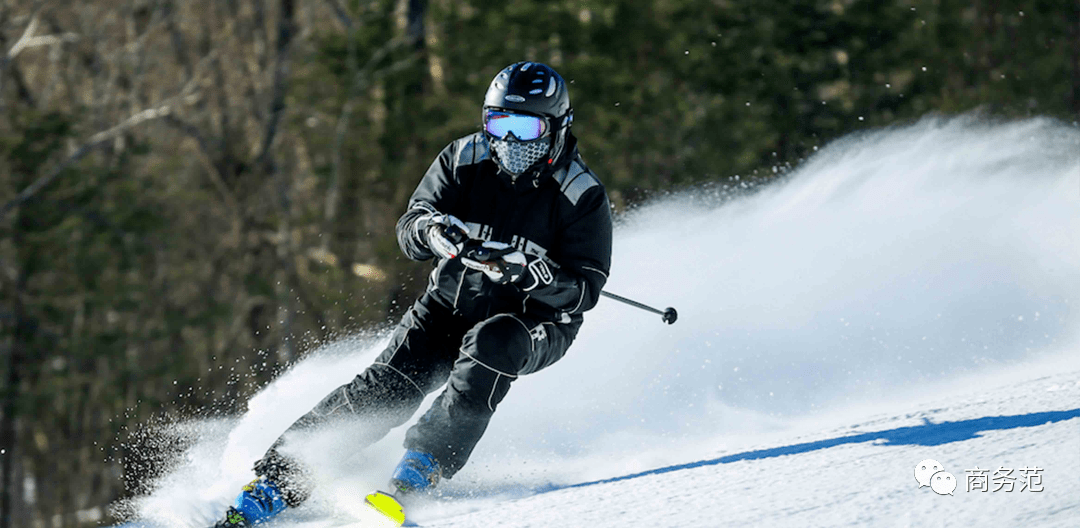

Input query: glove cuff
[519,258,554,291]
[413,213,435,250]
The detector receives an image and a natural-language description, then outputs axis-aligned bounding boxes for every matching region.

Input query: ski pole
[600,290,678,324]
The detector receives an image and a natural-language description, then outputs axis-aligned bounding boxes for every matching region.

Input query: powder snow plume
[116,115,1079,526]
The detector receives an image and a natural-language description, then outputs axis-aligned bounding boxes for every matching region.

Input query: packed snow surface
[117,116,1080,527]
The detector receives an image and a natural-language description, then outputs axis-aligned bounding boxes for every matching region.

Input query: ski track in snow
[115,116,1080,527]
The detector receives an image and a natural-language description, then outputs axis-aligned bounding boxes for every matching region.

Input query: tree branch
[0,105,173,221]
[322,0,354,30]
[161,0,193,81]
[162,113,240,214]
[0,3,47,109]
[254,0,296,172]
[5,11,41,59]
[7,33,80,60]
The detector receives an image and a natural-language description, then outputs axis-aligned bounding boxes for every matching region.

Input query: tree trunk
[1071,1,1080,115]
[0,329,21,528]
[1,202,36,528]
[405,0,428,95]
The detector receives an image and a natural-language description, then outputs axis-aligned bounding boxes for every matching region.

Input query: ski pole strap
[600,290,678,324]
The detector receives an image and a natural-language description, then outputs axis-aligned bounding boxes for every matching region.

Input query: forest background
[0,0,1076,526]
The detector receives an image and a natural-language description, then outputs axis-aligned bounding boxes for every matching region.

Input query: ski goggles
[484,109,549,141]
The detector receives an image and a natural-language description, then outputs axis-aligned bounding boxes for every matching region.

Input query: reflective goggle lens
[484,110,547,141]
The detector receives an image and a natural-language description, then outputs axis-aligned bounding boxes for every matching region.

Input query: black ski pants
[254,292,576,505]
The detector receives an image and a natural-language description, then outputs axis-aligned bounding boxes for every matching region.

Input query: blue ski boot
[389,450,441,496]
[213,476,288,527]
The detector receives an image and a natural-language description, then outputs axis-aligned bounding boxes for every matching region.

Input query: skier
[212,61,612,527]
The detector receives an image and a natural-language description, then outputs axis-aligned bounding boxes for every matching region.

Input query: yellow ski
[363,491,406,527]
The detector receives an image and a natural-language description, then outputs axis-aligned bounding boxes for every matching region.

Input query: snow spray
[117,115,1080,524]
[480,115,1080,483]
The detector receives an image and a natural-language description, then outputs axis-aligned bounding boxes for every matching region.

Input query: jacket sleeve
[396,142,460,261]
[526,187,613,317]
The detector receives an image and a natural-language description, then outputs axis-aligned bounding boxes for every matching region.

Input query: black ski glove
[460,241,554,291]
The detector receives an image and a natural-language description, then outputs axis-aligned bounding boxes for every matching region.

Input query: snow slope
[115,115,1080,527]
[413,353,1080,527]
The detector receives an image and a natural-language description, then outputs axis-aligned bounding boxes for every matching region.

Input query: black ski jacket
[396,132,612,329]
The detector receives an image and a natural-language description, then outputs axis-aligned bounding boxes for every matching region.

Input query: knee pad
[462,315,532,375]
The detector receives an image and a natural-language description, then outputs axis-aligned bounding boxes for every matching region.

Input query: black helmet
[483,61,574,177]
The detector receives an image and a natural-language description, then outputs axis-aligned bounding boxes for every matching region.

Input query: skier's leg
[252,294,465,505]
[403,313,575,481]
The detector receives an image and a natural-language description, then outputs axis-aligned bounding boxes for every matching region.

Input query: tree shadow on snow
[548,408,1080,493]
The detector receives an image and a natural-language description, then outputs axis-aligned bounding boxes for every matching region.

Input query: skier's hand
[460,241,553,290]
[418,213,469,260]
[460,241,523,284]
[515,253,554,291]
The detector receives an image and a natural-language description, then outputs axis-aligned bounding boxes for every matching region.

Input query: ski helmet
[482,61,573,177]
